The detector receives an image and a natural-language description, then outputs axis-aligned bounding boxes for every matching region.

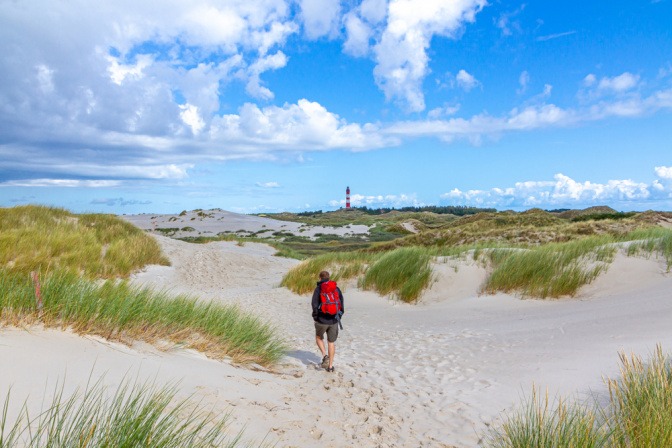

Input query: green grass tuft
[361,247,432,302]
[0,205,169,279]
[0,377,242,447]
[488,346,672,447]
[0,269,286,366]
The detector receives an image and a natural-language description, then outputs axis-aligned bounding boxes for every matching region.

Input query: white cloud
[495,4,525,37]
[343,12,373,57]
[427,103,460,119]
[179,104,206,135]
[256,181,281,188]
[329,192,422,208]
[106,54,153,85]
[517,70,530,94]
[441,172,668,209]
[36,64,55,94]
[210,99,391,151]
[245,51,288,100]
[655,166,672,179]
[456,69,479,91]
[299,0,342,39]
[359,0,388,24]
[597,72,640,92]
[583,74,597,87]
[372,0,487,111]
[0,179,122,188]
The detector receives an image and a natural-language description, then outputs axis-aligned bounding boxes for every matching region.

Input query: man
[311,270,344,372]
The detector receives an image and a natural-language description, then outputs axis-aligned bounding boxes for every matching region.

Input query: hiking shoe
[326,366,335,373]
[321,355,329,368]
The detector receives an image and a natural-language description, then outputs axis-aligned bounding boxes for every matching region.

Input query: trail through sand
[2,234,672,447]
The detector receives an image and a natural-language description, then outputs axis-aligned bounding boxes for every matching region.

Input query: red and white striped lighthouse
[346,186,351,209]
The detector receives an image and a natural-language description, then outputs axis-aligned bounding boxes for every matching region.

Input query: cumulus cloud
[597,72,640,92]
[329,192,422,208]
[655,166,672,179]
[210,99,392,151]
[299,0,342,39]
[456,69,480,91]
[441,172,671,209]
[370,0,487,111]
[343,12,373,57]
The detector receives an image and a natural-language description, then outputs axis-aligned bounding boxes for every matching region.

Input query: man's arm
[311,287,320,319]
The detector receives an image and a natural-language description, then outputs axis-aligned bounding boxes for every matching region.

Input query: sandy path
[2,235,672,447]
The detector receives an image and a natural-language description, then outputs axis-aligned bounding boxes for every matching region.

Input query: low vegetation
[0,378,242,447]
[0,269,285,365]
[0,205,286,366]
[0,205,169,278]
[281,220,672,301]
[281,247,434,302]
[481,236,617,298]
[487,346,672,447]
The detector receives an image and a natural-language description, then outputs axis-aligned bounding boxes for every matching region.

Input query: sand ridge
[2,231,672,446]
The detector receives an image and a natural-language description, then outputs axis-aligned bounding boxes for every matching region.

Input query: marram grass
[360,247,433,302]
[487,346,672,448]
[0,378,242,448]
[0,205,169,279]
[280,247,434,302]
[481,236,617,298]
[0,269,287,366]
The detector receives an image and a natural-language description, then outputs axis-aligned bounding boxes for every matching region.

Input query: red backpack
[320,280,342,315]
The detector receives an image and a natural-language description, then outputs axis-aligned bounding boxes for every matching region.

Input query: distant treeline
[353,205,496,216]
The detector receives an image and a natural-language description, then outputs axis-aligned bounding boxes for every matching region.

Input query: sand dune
[2,231,672,447]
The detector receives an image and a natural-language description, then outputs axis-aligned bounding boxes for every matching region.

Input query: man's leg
[328,341,336,368]
[315,335,326,358]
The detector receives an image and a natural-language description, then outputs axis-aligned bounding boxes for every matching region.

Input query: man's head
[319,270,330,280]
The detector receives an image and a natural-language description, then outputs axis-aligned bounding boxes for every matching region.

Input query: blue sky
[1,0,671,214]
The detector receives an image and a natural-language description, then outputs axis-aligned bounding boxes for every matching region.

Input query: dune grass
[0,269,286,366]
[487,346,672,447]
[487,386,605,448]
[360,247,433,302]
[624,226,672,271]
[280,251,373,294]
[0,205,169,279]
[281,247,434,302]
[0,378,241,448]
[606,346,672,446]
[481,236,617,298]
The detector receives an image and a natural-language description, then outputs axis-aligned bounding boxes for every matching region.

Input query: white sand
[2,230,672,446]
[121,209,370,239]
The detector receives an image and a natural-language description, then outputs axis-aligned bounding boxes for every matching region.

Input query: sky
[1,0,671,215]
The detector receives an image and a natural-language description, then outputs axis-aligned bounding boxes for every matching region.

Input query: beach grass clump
[0,269,286,366]
[481,236,616,298]
[605,345,672,446]
[487,386,605,448]
[280,251,373,294]
[623,227,672,271]
[361,247,433,303]
[488,346,672,447]
[0,205,169,279]
[0,378,241,448]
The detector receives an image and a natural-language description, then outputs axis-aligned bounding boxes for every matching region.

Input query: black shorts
[314,322,339,343]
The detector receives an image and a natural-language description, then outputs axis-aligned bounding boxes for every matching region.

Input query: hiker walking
[312,270,344,372]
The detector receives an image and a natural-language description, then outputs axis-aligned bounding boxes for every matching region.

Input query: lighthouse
[346,186,351,209]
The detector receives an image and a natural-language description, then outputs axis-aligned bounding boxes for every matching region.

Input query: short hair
[319,270,330,280]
